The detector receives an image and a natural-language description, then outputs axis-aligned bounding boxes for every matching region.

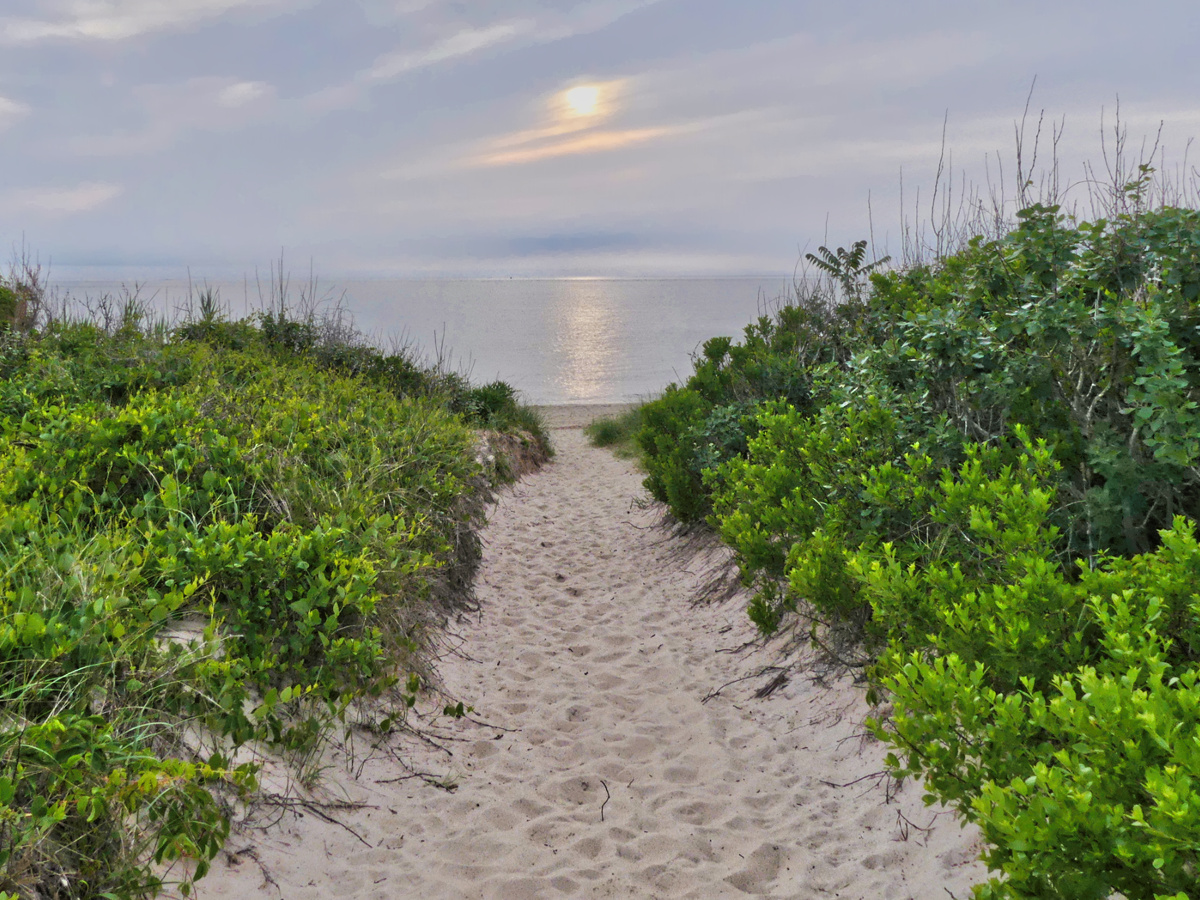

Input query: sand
[197,407,986,899]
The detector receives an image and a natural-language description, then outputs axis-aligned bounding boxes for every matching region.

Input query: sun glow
[451,78,666,169]
[563,85,601,118]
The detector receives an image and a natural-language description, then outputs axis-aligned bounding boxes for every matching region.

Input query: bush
[636,386,712,522]
[875,517,1200,900]
[0,285,18,326]
[629,200,1200,898]
[173,304,550,462]
[712,398,901,631]
[0,307,531,897]
[586,414,629,447]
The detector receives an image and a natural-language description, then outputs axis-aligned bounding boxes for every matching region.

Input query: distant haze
[1,0,1198,280]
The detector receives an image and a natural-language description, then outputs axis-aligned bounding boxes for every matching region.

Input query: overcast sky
[1,0,1198,279]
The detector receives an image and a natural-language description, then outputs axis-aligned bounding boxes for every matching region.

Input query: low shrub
[629,197,1200,897]
[873,513,1200,899]
[636,386,712,523]
[0,297,539,897]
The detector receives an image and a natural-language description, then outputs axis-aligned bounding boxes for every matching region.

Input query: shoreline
[533,403,637,430]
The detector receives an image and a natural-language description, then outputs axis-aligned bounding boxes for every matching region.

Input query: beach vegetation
[631,125,1200,898]
[584,406,643,458]
[0,268,546,898]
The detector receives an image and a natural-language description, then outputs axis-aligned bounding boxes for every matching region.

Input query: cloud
[71,76,277,155]
[3,182,123,215]
[0,0,302,44]
[0,95,31,128]
[299,20,535,115]
[357,0,658,31]
[342,26,1052,253]
[365,22,529,82]
[303,0,664,114]
[470,127,677,167]
[215,80,272,108]
[454,78,685,167]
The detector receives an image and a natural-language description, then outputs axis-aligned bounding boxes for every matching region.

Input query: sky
[1,0,1198,279]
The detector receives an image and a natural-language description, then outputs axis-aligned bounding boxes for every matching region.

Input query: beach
[197,407,986,899]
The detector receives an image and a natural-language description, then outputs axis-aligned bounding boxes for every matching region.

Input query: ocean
[48,277,793,405]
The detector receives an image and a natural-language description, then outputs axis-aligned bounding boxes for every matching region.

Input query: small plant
[804,240,890,301]
[0,284,33,332]
[584,406,643,456]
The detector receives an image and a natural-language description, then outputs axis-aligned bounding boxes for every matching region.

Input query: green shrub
[0,308,519,897]
[0,285,18,327]
[583,406,643,460]
[639,205,1200,560]
[467,380,516,420]
[636,386,712,522]
[0,713,253,900]
[712,398,901,631]
[850,432,1080,681]
[630,199,1200,897]
[875,518,1200,900]
[585,416,626,448]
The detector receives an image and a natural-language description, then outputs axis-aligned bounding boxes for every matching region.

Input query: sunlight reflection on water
[551,281,620,403]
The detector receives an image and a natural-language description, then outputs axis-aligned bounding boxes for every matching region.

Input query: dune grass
[584,406,643,458]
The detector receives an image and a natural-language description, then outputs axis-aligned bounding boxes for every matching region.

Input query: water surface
[50,277,792,405]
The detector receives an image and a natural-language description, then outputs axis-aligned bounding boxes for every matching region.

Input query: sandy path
[200,416,985,899]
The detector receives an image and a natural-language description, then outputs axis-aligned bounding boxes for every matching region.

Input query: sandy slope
[198,410,986,899]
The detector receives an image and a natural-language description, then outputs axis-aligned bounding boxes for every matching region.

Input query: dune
[197,407,986,899]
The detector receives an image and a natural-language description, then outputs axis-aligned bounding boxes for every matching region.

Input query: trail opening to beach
[202,409,983,899]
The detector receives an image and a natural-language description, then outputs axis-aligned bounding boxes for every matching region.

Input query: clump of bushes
[0,275,546,899]
[633,191,1200,897]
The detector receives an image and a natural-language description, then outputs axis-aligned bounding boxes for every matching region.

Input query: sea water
[48,277,793,405]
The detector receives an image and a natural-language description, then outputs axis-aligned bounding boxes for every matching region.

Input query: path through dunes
[200,413,985,899]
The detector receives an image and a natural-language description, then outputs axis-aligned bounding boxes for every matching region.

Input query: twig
[701,666,786,704]
[715,638,760,655]
[835,731,874,747]
[896,809,938,843]
[404,726,454,757]
[224,846,280,895]
[818,770,887,789]
[259,794,376,848]
[754,672,789,698]
[462,715,517,732]
[376,766,459,792]
[375,772,443,785]
[410,726,474,744]
[600,780,610,822]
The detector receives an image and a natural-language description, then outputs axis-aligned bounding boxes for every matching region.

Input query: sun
[564,85,601,118]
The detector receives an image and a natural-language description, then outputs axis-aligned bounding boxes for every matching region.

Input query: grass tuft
[585,406,643,458]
